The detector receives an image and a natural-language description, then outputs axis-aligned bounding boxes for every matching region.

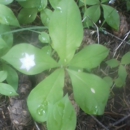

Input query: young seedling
[2,0,111,129]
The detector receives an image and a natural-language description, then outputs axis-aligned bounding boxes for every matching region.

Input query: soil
[1,0,130,130]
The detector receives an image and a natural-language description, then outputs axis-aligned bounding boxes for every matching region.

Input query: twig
[110,83,115,91]
[92,22,100,44]
[93,23,100,44]
[91,115,109,130]
[107,114,130,129]
[101,30,130,45]
[82,16,86,23]
[113,31,130,57]
[82,16,100,44]
[34,122,41,130]
[100,69,108,76]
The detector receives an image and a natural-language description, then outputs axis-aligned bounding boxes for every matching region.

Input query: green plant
[0,0,13,5]
[16,0,49,25]
[15,0,120,32]
[106,52,130,88]
[81,0,120,30]
[16,0,68,26]
[17,0,61,26]
[0,3,20,96]
[1,0,111,129]
[124,0,130,11]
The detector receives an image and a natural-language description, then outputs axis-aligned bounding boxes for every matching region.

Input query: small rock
[8,75,33,130]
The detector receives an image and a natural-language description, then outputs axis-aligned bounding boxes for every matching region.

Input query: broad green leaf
[103,76,113,87]
[78,0,85,7]
[106,59,119,68]
[126,0,130,11]
[47,95,76,130]
[0,71,7,82]
[69,66,83,72]
[0,38,8,56]
[38,0,48,11]
[39,32,50,44]
[81,0,99,5]
[0,25,13,48]
[49,0,61,9]
[18,0,39,8]
[68,69,110,115]
[0,38,7,49]
[4,65,18,90]
[18,0,47,10]
[118,65,127,82]
[0,83,18,96]
[2,44,58,75]
[101,0,109,3]
[18,8,37,24]
[115,65,127,88]
[27,69,64,122]
[115,77,125,88]
[40,8,52,26]
[84,5,101,27]
[0,4,19,26]
[41,46,52,56]
[49,0,83,64]
[121,52,130,65]
[69,44,109,69]
[102,4,119,30]
[0,0,13,5]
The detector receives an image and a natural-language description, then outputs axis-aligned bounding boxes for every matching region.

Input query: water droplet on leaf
[10,92,13,94]
[47,51,49,55]
[56,7,62,13]
[99,20,101,24]
[38,5,43,11]
[37,104,47,116]
[42,37,46,41]
[93,106,98,114]
[91,88,95,94]
[78,69,81,72]
[109,0,116,4]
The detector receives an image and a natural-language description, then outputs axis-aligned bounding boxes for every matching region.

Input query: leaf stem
[0,26,48,35]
